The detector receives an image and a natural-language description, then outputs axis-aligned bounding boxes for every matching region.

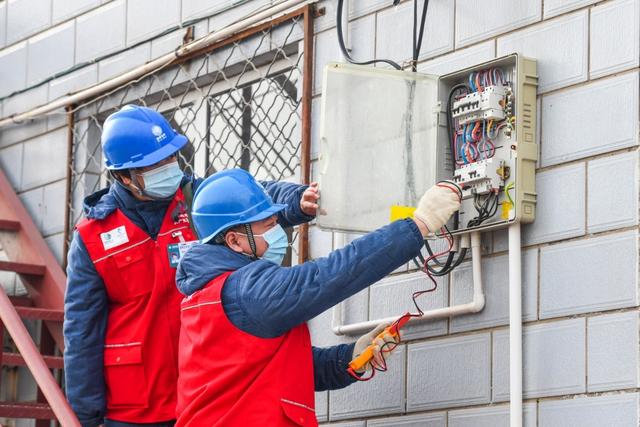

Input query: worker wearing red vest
[176,168,461,426]
[64,106,318,427]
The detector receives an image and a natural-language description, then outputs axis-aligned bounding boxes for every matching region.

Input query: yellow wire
[505,182,515,204]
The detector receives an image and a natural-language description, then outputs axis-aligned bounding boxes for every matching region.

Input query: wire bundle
[450,68,510,167]
[467,190,499,228]
[469,68,505,92]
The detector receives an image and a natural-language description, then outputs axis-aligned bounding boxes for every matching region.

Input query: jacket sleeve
[63,231,108,427]
[259,180,315,227]
[224,219,424,338]
[313,344,357,391]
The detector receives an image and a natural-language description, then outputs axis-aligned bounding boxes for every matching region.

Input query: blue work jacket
[176,218,425,392]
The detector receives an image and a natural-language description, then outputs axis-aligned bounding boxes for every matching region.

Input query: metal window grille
[64,7,315,265]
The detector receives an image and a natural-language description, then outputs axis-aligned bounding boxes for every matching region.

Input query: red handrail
[0,286,79,425]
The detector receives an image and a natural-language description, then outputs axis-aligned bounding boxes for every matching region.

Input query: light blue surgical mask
[260,224,289,265]
[140,161,183,199]
[240,224,289,265]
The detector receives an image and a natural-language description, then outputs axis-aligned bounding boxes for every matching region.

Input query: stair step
[2,352,64,370]
[15,306,64,321]
[9,295,34,307]
[0,260,46,275]
[0,402,54,419]
[0,219,20,231]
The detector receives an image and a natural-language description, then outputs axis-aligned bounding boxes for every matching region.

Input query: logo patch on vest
[100,226,129,250]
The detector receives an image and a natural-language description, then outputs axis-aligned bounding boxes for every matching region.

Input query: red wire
[350,185,460,381]
[472,121,482,141]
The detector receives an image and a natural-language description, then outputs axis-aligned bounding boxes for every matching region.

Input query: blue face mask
[252,224,289,265]
[140,161,183,199]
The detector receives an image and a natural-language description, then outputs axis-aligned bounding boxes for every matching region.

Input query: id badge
[167,241,198,268]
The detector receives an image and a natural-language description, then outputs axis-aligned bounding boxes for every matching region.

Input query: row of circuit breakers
[317,54,538,235]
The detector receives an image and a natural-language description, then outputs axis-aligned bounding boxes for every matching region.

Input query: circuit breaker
[317,54,537,234]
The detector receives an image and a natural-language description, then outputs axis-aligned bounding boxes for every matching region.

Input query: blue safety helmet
[191,169,287,243]
[101,104,188,170]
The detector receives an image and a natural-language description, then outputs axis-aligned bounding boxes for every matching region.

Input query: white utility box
[317,54,538,234]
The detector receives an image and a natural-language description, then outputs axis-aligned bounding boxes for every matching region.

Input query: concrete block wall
[0,0,637,425]
[307,0,640,425]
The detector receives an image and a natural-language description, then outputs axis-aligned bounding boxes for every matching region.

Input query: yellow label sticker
[501,201,513,220]
[390,205,416,222]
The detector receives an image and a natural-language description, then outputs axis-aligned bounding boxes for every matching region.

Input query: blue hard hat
[101,104,188,170]
[191,169,287,243]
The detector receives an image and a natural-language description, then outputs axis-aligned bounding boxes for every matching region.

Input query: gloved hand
[413,183,461,236]
[352,323,400,373]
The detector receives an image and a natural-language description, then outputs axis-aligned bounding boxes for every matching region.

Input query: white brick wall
[75,0,126,64]
[589,0,640,78]
[493,319,587,400]
[0,0,638,424]
[407,334,492,411]
[497,11,589,93]
[456,0,541,48]
[540,72,639,167]
[6,0,51,45]
[539,393,639,426]
[27,21,75,86]
[587,312,640,392]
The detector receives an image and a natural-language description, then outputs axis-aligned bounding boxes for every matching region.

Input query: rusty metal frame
[63,5,317,263]
[298,4,314,264]
[0,171,66,349]
[62,105,75,269]
[0,285,78,425]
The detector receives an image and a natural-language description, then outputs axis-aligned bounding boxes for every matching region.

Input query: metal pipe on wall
[0,0,316,129]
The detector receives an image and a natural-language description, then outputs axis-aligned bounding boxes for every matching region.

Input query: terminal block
[453,158,507,197]
[451,85,507,125]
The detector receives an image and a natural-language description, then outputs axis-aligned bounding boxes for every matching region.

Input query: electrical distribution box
[317,54,537,234]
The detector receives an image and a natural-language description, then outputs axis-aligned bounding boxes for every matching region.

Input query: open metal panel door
[317,63,439,233]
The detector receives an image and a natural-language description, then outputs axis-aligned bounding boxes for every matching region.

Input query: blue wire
[461,125,469,164]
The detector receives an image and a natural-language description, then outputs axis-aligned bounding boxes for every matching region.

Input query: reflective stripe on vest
[176,272,317,427]
[76,188,197,423]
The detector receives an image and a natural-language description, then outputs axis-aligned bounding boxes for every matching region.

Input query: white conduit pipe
[331,232,348,333]
[0,0,314,129]
[332,231,485,336]
[509,222,523,427]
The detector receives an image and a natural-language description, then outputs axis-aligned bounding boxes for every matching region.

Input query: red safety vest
[76,188,197,423]
[176,272,317,426]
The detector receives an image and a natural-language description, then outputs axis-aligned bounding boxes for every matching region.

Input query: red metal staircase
[0,166,80,425]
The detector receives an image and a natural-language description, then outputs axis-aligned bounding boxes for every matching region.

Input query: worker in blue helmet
[63,105,319,427]
[175,168,461,425]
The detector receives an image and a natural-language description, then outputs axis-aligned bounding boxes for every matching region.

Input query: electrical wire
[505,182,515,205]
[467,191,499,228]
[412,0,430,71]
[337,0,429,71]
[336,0,403,70]
[349,181,464,381]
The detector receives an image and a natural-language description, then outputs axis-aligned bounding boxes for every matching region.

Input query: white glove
[352,323,400,373]
[413,183,461,235]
